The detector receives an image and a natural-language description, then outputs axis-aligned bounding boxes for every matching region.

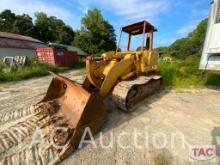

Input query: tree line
[0,8,208,58]
[156,19,208,59]
[0,9,116,55]
[0,10,75,44]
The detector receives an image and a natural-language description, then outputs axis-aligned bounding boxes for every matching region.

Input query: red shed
[36,47,78,67]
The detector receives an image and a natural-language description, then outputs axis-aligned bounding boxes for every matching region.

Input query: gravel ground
[0,70,219,165]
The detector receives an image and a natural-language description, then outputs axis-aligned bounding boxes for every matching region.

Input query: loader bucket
[38,72,106,159]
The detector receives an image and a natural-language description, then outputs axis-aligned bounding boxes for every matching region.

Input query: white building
[0,32,46,58]
[200,0,220,70]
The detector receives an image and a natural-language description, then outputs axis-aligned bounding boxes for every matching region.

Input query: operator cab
[116,20,157,52]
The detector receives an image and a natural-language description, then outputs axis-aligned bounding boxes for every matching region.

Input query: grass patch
[159,56,220,88]
[0,58,85,83]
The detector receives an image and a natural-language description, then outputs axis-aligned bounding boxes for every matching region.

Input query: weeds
[159,56,220,88]
[0,58,85,83]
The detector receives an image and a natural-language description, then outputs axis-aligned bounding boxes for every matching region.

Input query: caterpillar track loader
[0,21,162,164]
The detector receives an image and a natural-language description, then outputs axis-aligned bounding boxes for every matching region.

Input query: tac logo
[189,145,216,162]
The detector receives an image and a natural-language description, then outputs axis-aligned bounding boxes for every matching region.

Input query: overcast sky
[0,0,211,48]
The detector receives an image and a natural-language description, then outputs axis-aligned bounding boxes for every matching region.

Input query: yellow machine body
[85,50,160,96]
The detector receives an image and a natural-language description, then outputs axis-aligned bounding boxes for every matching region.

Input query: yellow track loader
[34,20,162,162]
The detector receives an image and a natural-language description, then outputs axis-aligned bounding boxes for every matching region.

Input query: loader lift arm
[84,21,159,97]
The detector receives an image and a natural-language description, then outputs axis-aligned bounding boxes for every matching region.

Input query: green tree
[33,12,75,44]
[169,38,187,58]
[33,12,56,42]
[13,14,34,36]
[0,10,35,37]
[187,19,208,56]
[73,8,116,55]
[48,16,75,44]
[0,10,16,32]
[168,19,208,59]
[0,10,75,44]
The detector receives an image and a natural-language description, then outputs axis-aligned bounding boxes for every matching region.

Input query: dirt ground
[0,70,219,165]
